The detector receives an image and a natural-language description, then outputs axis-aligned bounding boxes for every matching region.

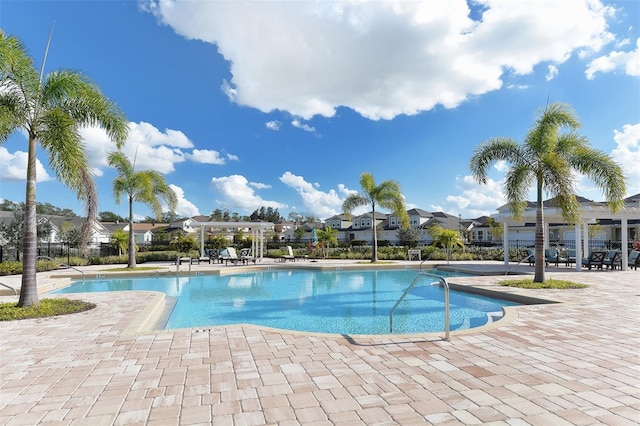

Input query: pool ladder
[504,253,535,275]
[389,259,450,340]
[36,256,85,282]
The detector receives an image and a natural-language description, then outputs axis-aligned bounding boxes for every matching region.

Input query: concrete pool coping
[1,260,639,425]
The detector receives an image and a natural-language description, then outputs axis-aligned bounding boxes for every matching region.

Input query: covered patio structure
[196,221,274,261]
[495,199,640,271]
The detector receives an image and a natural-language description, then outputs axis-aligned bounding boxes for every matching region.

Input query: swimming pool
[51,269,518,335]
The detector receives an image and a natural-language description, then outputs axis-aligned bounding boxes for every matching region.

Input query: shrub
[0,261,22,276]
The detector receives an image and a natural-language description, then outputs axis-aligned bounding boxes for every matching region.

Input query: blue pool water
[51,269,518,335]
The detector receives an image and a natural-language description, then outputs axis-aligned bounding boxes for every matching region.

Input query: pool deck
[1,259,638,425]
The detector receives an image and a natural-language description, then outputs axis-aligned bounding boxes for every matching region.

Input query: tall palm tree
[0,31,128,306]
[108,150,177,268]
[342,172,408,262]
[470,102,626,282]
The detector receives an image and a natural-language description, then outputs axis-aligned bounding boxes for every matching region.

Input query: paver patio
[1,260,638,425]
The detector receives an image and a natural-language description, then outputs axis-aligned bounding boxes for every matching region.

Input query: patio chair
[282,246,296,262]
[545,248,566,267]
[565,249,576,267]
[219,247,240,265]
[628,250,640,270]
[239,248,256,265]
[526,248,535,266]
[197,248,215,264]
[602,250,622,270]
[581,251,605,270]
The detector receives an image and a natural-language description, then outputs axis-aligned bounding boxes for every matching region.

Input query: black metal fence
[1,239,634,263]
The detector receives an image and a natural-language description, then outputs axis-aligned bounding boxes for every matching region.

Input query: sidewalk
[1,261,639,425]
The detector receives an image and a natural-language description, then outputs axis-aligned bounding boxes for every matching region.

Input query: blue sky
[1,0,638,222]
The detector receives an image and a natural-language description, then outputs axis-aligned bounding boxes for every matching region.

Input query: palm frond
[469,138,521,183]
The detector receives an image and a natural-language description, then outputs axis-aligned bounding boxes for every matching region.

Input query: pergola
[196,221,275,261]
[495,203,640,271]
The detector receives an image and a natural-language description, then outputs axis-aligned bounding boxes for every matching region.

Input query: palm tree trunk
[18,135,40,307]
[534,180,545,282]
[128,196,136,268]
[371,204,377,262]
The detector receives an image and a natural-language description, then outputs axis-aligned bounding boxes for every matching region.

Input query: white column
[503,222,509,265]
[582,222,589,259]
[621,218,628,271]
[200,225,205,257]
[575,224,582,272]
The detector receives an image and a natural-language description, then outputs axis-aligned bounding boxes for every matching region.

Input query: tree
[470,102,626,282]
[486,217,504,242]
[57,221,80,245]
[398,226,422,248]
[110,229,128,256]
[342,172,408,262]
[210,208,233,222]
[0,31,128,306]
[99,211,126,222]
[36,202,76,217]
[170,232,197,255]
[294,226,306,242]
[429,225,464,264]
[316,225,338,259]
[0,205,52,260]
[250,206,282,222]
[108,150,177,268]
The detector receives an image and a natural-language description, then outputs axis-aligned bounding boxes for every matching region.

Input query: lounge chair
[602,250,622,270]
[239,248,256,265]
[282,246,296,262]
[581,251,605,270]
[526,248,535,266]
[545,248,566,267]
[219,247,240,265]
[628,250,640,270]
[198,248,218,264]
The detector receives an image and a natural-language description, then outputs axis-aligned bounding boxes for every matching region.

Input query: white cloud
[186,149,226,164]
[168,184,201,217]
[546,65,559,81]
[0,147,52,182]
[146,0,616,120]
[81,121,233,174]
[250,182,271,190]
[494,160,509,173]
[611,122,640,195]
[210,174,286,212]
[279,171,350,218]
[442,175,506,218]
[506,84,530,90]
[292,119,316,133]
[82,121,191,174]
[266,120,281,131]
[586,37,640,79]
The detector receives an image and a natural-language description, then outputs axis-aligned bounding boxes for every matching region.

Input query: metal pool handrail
[504,253,534,275]
[389,259,450,340]
[0,282,18,295]
[36,256,85,282]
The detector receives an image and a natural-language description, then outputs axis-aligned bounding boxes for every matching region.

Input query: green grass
[499,278,588,289]
[0,298,96,321]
